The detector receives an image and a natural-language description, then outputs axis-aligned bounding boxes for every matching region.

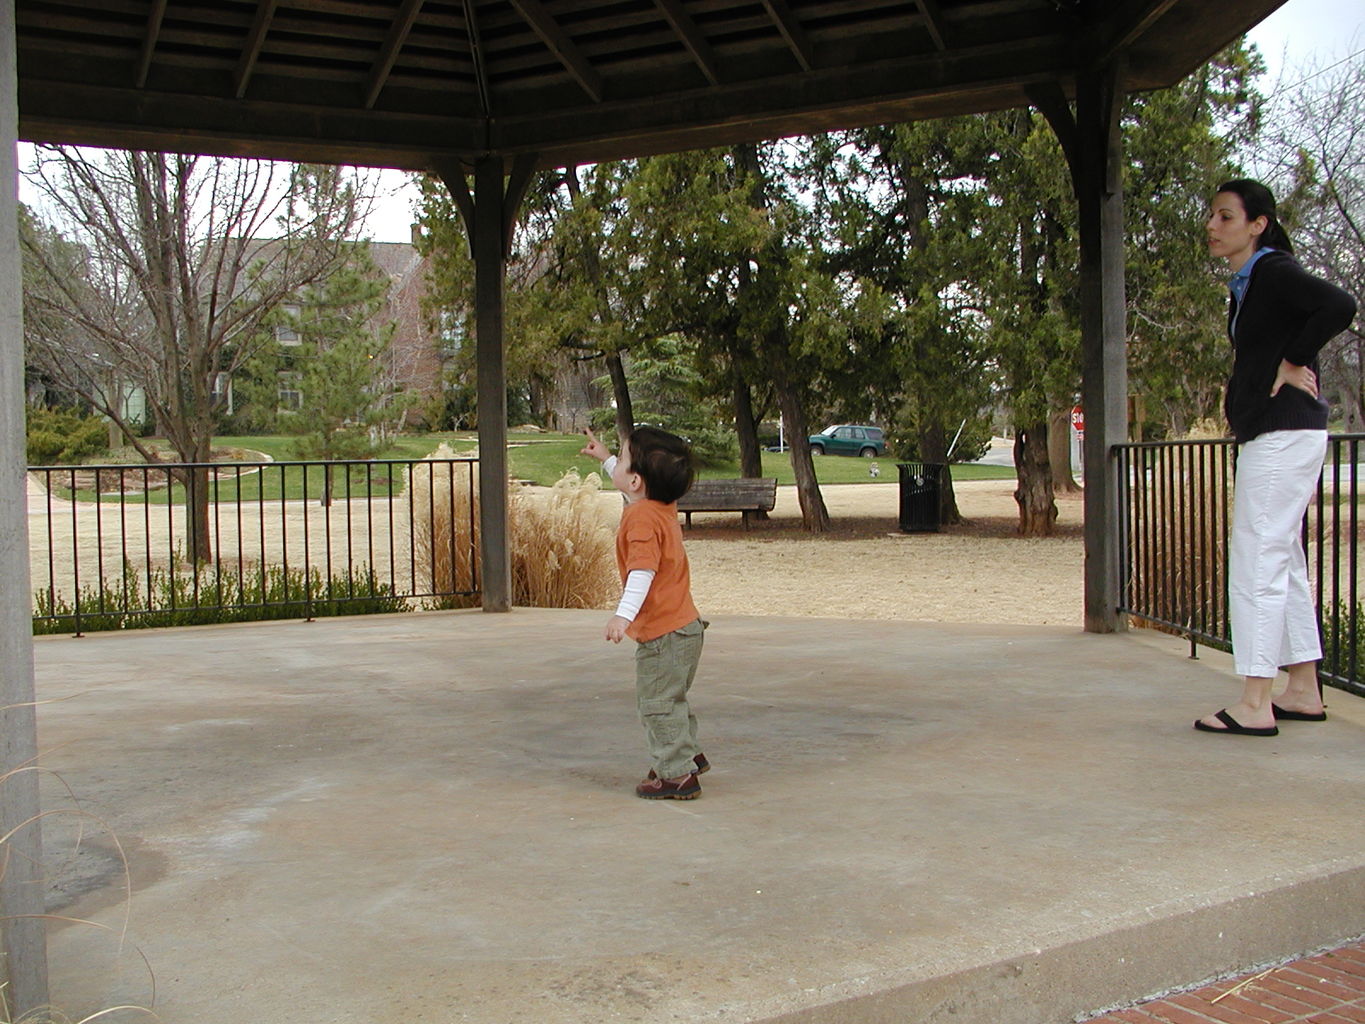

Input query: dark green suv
[808,424,887,457]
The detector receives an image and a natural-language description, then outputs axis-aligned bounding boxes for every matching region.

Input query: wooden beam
[1089,0,1180,68]
[434,158,477,256]
[472,156,512,611]
[914,0,947,51]
[652,0,721,85]
[758,0,814,71]
[234,0,279,99]
[135,0,168,88]
[502,153,538,251]
[1027,81,1076,174]
[1,6,51,1016]
[365,0,427,109]
[462,0,493,118]
[1072,58,1127,633]
[505,0,605,102]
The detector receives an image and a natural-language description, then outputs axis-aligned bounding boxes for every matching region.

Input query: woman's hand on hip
[1272,359,1318,398]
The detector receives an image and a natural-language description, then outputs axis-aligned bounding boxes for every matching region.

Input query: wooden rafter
[462,0,494,119]
[505,0,605,102]
[652,0,721,86]
[14,0,1285,170]
[366,0,428,109]
[1091,0,1181,66]
[135,0,168,88]
[758,0,813,72]
[915,0,947,51]
[235,0,280,99]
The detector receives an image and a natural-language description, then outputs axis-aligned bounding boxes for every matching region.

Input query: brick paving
[1081,941,1365,1024]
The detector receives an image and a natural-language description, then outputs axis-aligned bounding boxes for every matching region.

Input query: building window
[278,374,302,412]
[276,304,301,345]
[210,371,234,414]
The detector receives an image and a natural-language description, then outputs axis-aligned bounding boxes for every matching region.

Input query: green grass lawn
[397,432,1016,487]
[65,431,1013,502]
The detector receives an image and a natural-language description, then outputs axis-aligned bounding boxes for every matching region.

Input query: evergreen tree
[286,247,401,464]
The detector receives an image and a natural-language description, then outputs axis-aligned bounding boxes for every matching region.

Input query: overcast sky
[1246,0,1365,84]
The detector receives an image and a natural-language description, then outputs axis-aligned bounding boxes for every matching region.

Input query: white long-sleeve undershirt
[615,568,656,621]
[601,454,656,620]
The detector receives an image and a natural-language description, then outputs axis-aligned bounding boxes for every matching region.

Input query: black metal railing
[1116,434,1364,697]
[28,457,480,634]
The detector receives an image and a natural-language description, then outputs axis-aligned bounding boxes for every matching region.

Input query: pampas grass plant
[408,444,481,608]
[410,449,617,610]
[508,469,618,609]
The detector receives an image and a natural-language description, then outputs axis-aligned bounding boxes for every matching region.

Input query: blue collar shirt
[1229,246,1275,335]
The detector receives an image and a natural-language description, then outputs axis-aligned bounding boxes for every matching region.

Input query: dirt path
[28,469,1085,628]
[682,479,1085,626]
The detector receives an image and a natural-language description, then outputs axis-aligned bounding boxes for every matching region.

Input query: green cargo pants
[634,618,706,780]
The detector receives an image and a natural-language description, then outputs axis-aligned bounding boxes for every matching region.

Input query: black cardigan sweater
[1224,249,1358,443]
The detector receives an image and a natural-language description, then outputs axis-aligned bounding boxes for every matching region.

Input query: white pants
[1229,429,1326,678]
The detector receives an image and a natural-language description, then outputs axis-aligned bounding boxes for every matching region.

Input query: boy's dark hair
[627,427,695,504]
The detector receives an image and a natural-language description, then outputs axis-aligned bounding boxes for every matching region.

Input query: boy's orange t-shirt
[616,498,699,642]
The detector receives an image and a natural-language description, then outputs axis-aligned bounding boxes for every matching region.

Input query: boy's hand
[604,615,630,643]
[581,428,611,463]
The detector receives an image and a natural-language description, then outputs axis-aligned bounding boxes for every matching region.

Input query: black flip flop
[1194,709,1279,736]
[1272,704,1327,722]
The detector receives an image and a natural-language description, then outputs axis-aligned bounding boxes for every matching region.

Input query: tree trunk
[733,371,764,479]
[1013,423,1058,537]
[729,369,773,521]
[185,463,213,566]
[773,358,828,532]
[1047,407,1081,493]
[604,351,634,443]
[917,421,962,526]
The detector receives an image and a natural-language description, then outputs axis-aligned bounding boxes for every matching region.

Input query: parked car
[807,424,886,457]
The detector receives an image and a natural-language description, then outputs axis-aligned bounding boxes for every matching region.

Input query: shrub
[509,469,618,609]
[33,560,408,634]
[409,447,617,610]
[1319,599,1365,685]
[408,443,481,608]
[25,406,110,465]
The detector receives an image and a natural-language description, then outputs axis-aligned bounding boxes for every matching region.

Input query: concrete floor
[32,609,1365,1024]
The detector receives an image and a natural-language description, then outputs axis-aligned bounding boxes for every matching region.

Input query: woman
[1196,179,1357,736]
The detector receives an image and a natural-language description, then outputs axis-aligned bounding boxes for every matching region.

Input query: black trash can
[897,462,944,533]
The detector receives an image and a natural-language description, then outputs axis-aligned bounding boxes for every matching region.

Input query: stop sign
[1071,405,1084,431]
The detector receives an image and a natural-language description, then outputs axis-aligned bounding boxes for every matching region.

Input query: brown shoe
[635,772,701,800]
[647,752,709,781]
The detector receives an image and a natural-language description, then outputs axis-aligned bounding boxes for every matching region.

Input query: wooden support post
[472,156,512,611]
[437,155,536,612]
[1075,61,1128,633]
[1,4,52,1013]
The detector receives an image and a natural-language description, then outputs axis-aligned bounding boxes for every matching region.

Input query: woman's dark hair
[626,427,695,504]
[1215,178,1294,254]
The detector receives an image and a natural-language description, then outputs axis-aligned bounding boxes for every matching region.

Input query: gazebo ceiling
[16,0,1284,173]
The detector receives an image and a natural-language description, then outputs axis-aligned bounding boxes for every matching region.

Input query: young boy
[581,426,710,799]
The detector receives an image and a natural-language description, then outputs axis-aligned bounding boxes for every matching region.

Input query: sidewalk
[1082,939,1365,1022]
[34,609,1365,1023]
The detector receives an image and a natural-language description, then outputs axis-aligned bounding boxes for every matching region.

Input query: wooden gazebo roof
[16,0,1284,172]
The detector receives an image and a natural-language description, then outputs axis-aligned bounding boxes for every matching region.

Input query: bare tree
[22,149,375,561]
[1258,54,1365,427]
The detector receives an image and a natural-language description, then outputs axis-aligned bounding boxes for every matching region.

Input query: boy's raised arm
[581,427,611,463]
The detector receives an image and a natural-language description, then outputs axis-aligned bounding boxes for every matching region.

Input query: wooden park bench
[676,477,778,529]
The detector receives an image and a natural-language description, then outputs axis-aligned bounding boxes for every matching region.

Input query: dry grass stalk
[509,469,618,610]
[409,452,617,610]
[408,444,479,607]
